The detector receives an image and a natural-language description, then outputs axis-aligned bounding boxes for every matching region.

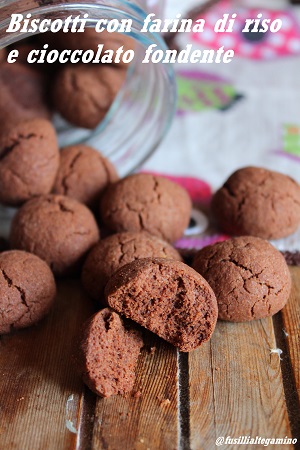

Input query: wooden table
[0,268,299,450]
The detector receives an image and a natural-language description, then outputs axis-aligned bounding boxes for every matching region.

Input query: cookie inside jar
[0,1,176,177]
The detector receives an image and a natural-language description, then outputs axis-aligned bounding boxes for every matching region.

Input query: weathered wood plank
[0,270,299,450]
[91,332,178,450]
[0,280,94,450]
[189,317,293,450]
[282,267,300,398]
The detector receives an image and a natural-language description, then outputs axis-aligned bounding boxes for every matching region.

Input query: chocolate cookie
[0,118,59,206]
[105,258,218,352]
[53,144,118,208]
[0,250,56,334]
[193,236,292,322]
[82,232,182,303]
[100,174,192,243]
[0,62,51,127]
[10,195,99,276]
[52,64,126,129]
[212,167,300,239]
[75,308,143,397]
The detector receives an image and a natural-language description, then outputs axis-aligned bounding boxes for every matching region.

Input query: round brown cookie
[81,232,182,303]
[10,195,99,277]
[0,62,51,127]
[105,258,218,352]
[53,145,118,208]
[100,174,192,243]
[75,308,143,397]
[212,166,300,240]
[52,64,126,129]
[193,236,291,322]
[0,250,56,334]
[0,118,59,206]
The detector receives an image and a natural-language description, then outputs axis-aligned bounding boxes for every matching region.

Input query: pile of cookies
[1,108,299,400]
[0,30,133,130]
[1,33,300,399]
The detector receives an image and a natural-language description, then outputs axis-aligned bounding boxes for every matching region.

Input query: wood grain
[189,317,293,450]
[0,280,94,450]
[282,267,300,398]
[91,332,179,450]
[0,270,299,449]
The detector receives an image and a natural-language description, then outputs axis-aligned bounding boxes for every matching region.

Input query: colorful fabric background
[143,0,300,255]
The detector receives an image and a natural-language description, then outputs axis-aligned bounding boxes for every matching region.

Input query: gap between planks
[178,352,191,450]
[75,267,300,450]
[0,269,298,450]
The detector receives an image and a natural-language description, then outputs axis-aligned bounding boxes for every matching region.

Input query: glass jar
[0,0,176,176]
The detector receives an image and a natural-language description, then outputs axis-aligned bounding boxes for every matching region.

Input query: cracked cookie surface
[0,250,56,334]
[100,174,192,243]
[75,308,143,398]
[193,236,292,322]
[105,258,218,352]
[10,195,99,276]
[0,118,59,206]
[53,144,118,208]
[81,231,182,304]
[52,64,126,129]
[212,166,300,239]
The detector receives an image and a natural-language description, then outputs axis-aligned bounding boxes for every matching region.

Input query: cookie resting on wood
[0,250,56,334]
[105,258,218,352]
[75,308,143,397]
[193,236,292,322]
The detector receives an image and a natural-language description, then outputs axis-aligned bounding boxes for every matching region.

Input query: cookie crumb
[150,347,156,355]
[160,399,171,407]
[133,391,142,399]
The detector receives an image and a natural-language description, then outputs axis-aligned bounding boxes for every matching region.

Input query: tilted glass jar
[0,0,176,176]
